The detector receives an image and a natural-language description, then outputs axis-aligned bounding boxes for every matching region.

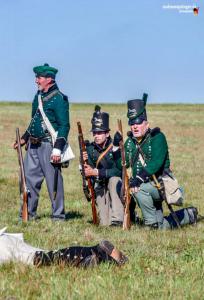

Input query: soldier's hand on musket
[84,164,98,177]
[13,138,26,150]
[129,177,141,193]
[130,187,139,193]
[82,151,88,162]
[113,131,122,146]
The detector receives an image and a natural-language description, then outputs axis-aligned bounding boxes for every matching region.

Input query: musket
[118,119,131,230]
[53,165,58,200]
[136,142,181,229]
[77,122,98,225]
[16,128,28,222]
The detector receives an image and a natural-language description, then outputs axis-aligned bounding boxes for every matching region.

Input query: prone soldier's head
[91,105,110,146]
[127,93,149,139]
[33,63,58,92]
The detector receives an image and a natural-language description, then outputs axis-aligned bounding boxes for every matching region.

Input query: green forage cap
[33,63,58,78]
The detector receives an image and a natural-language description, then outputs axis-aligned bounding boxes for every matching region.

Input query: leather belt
[29,136,51,144]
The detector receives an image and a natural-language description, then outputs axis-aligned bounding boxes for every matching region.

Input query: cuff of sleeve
[129,177,143,188]
[112,148,121,160]
[98,168,106,179]
[138,168,150,182]
[21,131,30,143]
[52,148,61,156]
[112,145,119,152]
[54,137,66,151]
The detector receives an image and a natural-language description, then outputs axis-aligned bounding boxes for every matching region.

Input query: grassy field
[0,102,204,300]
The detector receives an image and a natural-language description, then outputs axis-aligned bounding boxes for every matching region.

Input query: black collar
[40,83,59,97]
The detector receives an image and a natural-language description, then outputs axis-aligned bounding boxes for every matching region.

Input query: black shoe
[99,240,128,266]
[186,207,198,224]
[146,222,159,230]
[111,221,123,227]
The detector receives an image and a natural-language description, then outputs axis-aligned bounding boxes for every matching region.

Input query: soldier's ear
[46,77,53,84]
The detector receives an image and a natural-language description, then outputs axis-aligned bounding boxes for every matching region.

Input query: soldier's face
[130,121,149,138]
[93,131,109,145]
[35,76,53,92]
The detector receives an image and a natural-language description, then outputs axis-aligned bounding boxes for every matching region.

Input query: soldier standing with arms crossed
[13,63,69,221]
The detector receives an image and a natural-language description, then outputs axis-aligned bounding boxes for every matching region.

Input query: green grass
[0,102,204,300]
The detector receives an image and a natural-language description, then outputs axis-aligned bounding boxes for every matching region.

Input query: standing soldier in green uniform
[13,63,69,221]
[83,106,124,226]
[113,94,198,229]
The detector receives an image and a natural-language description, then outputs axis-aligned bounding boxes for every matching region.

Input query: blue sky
[0,0,203,103]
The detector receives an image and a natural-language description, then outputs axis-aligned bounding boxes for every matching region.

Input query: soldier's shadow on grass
[35,211,84,221]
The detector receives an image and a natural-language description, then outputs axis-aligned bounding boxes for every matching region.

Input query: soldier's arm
[144,132,168,175]
[85,143,95,168]
[130,132,169,188]
[98,164,122,179]
[21,95,38,143]
[112,138,131,170]
[53,94,70,151]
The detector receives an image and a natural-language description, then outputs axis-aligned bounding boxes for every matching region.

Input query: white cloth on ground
[0,227,43,265]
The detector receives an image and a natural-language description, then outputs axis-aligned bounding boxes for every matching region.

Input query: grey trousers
[133,182,191,229]
[22,141,65,219]
[95,177,124,226]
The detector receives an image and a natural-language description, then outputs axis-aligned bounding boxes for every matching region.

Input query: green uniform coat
[86,136,124,225]
[22,84,70,151]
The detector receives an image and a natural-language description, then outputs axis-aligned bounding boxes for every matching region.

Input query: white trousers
[0,227,43,265]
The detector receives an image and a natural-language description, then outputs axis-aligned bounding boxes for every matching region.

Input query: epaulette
[84,140,90,146]
[58,91,68,102]
[150,127,161,137]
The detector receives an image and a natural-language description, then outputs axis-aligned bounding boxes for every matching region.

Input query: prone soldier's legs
[108,177,124,225]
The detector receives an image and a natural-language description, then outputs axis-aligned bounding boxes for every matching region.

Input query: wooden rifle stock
[77,122,98,225]
[117,120,131,230]
[16,128,28,222]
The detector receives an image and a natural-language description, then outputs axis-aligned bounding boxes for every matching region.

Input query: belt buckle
[30,137,40,145]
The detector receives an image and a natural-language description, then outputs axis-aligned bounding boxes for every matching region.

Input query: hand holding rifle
[77,122,98,225]
[117,119,131,230]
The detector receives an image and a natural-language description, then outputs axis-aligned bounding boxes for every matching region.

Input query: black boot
[186,207,198,224]
[146,222,159,230]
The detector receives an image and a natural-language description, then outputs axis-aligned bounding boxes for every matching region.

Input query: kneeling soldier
[113,94,198,229]
[83,106,124,226]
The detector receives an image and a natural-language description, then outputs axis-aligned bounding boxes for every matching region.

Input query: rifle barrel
[16,128,28,222]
